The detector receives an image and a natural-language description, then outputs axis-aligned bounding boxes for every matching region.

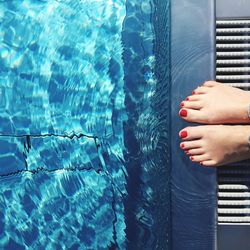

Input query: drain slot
[216,19,250,225]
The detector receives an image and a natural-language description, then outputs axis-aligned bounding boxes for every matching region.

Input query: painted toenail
[190,156,194,161]
[200,162,203,165]
[180,143,185,148]
[186,97,189,101]
[192,91,196,94]
[180,109,187,117]
[179,130,188,138]
[180,102,184,107]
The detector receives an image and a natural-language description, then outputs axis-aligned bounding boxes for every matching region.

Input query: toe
[179,126,204,140]
[190,154,209,163]
[193,86,209,94]
[188,148,205,155]
[180,140,202,150]
[185,95,200,101]
[179,108,206,123]
[202,81,219,87]
[201,160,217,167]
[181,100,202,110]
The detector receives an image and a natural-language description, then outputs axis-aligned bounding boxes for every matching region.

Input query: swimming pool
[0,1,170,249]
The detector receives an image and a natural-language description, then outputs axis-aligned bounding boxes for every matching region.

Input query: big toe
[179,108,207,123]
[179,126,204,140]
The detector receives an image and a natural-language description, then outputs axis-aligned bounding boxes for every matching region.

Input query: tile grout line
[0,165,103,178]
[0,133,98,140]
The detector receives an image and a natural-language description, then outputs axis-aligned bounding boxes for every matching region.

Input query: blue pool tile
[0,171,125,249]
[0,137,25,175]
[0,135,101,176]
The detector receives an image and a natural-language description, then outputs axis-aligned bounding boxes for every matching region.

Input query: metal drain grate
[216,19,250,224]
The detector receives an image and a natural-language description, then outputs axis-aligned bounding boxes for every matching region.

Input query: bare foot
[179,125,250,167]
[179,81,250,124]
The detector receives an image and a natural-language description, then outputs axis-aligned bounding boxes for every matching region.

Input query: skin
[179,81,250,167]
[179,125,250,167]
[179,81,250,124]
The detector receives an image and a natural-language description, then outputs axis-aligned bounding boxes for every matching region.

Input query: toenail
[180,143,185,148]
[180,109,187,117]
[186,97,189,101]
[179,130,188,138]
[190,156,194,161]
[200,162,203,165]
[192,91,196,94]
[180,102,184,107]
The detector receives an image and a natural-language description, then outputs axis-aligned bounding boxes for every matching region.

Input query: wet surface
[0,0,170,249]
[171,0,217,249]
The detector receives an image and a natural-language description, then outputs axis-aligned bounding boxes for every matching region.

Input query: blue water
[0,1,170,249]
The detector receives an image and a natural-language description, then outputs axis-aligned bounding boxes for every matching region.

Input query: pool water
[0,1,170,249]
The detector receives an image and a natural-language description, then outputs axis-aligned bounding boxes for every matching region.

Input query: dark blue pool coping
[171,0,217,250]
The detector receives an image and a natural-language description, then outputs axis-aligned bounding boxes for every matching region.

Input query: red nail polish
[180,130,188,138]
[180,102,184,107]
[192,91,196,95]
[180,109,187,117]
[190,156,194,161]
[181,143,185,148]
[200,162,203,165]
[186,97,189,101]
